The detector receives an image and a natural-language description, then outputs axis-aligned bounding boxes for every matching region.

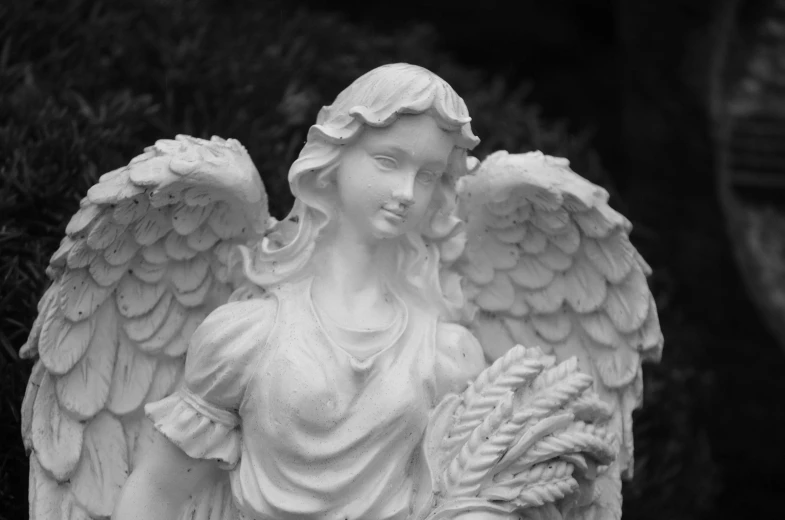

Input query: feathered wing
[448,151,663,518]
[19,135,270,520]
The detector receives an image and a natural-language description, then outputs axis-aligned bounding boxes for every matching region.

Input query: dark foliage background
[1,0,783,519]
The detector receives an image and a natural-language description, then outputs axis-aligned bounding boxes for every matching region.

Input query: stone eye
[417,170,439,185]
[374,156,397,169]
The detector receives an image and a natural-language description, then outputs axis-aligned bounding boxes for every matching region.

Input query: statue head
[236,63,478,308]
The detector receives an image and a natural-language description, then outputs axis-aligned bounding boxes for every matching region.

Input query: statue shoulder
[434,322,487,398]
[185,293,279,373]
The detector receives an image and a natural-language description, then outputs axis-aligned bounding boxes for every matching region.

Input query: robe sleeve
[144,296,277,469]
[434,322,487,400]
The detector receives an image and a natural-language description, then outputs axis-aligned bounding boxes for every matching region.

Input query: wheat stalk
[481,461,574,501]
[445,392,515,497]
[493,370,594,473]
[506,422,615,474]
[515,476,580,508]
[443,346,544,454]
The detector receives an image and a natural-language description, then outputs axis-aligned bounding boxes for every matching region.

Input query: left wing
[446,150,663,518]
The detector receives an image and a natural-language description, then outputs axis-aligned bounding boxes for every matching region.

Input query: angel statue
[20,63,662,520]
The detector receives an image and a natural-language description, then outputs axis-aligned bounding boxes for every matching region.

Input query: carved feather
[66,239,97,270]
[38,303,92,375]
[116,276,167,318]
[107,333,157,415]
[137,299,187,353]
[65,204,101,236]
[87,212,125,250]
[29,454,92,520]
[55,302,118,420]
[58,268,111,321]
[172,202,212,235]
[31,373,84,481]
[112,194,150,225]
[70,412,129,517]
[103,231,140,266]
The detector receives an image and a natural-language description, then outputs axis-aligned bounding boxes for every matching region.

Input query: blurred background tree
[1,0,783,519]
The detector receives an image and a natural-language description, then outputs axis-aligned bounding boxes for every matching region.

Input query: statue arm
[112,430,220,520]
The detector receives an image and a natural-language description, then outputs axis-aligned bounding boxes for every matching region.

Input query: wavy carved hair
[234,63,480,316]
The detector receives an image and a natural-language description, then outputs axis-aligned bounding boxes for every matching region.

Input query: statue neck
[311,226,398,329]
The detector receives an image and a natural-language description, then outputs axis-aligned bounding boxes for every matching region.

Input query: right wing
[20,135,269,519]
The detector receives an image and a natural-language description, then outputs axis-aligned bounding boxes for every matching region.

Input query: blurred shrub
[0,0,714,518]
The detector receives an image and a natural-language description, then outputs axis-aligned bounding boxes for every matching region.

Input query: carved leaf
[70,412,129,518]
[31,372,84,481]
[107,333,158,415]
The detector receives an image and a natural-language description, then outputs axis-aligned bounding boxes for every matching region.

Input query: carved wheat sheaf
[20,136,267,520]
[425,345,615,519]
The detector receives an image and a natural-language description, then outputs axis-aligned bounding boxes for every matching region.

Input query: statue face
[335,114,456,242]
